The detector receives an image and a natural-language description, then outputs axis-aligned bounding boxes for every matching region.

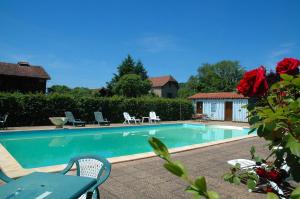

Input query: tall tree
[113,74,151,97]
[197,60,245,92]
[178,60,245,97]
[135,60,148,80]
[106,55,149,95]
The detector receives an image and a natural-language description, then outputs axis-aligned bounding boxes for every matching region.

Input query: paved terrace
[100,137,267,199]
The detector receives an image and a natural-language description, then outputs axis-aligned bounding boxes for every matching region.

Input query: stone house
[148,75,179,98]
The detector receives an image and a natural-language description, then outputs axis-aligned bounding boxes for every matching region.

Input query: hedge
[0,93,193,126]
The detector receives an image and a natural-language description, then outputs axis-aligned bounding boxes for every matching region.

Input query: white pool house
[189,92,248,122]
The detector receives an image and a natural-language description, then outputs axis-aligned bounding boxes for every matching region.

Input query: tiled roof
[148,75,178,87]
[0,62,50,80]
[188,92,247,99]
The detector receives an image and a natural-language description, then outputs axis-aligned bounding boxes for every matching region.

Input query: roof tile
[0,62,50,79]
[188,92,247,99]
[148,75,178,87]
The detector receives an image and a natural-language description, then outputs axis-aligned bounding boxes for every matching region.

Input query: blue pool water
[0,124,249,168]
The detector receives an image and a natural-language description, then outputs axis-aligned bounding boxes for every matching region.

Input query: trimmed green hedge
[0,93,193,126]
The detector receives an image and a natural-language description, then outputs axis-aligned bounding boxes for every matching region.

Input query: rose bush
[234,57,300,197]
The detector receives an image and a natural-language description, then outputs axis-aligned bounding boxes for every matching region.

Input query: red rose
[276,58,300,75]
[256,167,267,178]
[265,187,273,193]
[267,169,281,183]
[237,66,269,97]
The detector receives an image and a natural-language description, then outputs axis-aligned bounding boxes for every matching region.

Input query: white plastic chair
[149,111,160,123]
[123,112,140,124]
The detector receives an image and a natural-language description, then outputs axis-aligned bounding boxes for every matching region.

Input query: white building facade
[189,92,248,122]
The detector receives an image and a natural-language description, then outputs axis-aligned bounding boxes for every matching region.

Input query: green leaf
[185,186,200,195]
[248,128,256,135]
[285,135,300,157]
[281,74,293,81]
[223,173,233,181]
[247,179,256,190]
[266,192,279,199]
[294,127,300,136]
[163,162,184,177]
[233,176,241,185]
[192,194,200,199]
[291,186,300,199]
[292,78,300,88]
[194,176,207,192]
[207,191,220,199]
[148,137,170,160]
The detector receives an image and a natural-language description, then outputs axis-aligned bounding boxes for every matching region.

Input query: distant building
[188,92,248,122]
[149,75,179,98]
[0,61,51,93]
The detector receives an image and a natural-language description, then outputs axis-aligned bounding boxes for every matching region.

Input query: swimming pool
[0,124,250,169]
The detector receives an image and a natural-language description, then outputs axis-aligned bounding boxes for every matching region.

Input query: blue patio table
[0,172,97,199]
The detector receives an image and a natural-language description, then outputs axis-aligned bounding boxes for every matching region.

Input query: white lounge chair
[94,112,110,126]
[123,112,140,124]
[149,111,160,123]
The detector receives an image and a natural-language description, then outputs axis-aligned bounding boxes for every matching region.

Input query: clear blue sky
[1,0,299,88]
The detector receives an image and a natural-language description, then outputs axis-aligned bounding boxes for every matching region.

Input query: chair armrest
[59,161,75,174]
[86,169,111,195]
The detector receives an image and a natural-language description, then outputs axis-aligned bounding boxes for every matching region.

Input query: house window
[211,102,217,112]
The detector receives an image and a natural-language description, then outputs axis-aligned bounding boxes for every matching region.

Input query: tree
[106,55,149,95]
[47,85,98,97]
[178,61,245,97]
[178,76,201,98]
[197,61,245,92]
[135,60,148,80]
[113,74,151,97]
[47,85,71,94]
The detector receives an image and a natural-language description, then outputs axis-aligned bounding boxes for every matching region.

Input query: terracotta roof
[0,62,50,80]
[188,92,248,99]
[148,75,178,87]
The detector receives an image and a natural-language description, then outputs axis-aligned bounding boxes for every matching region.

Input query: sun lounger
[65,111,85,127]
[94,112,110,126]
[123,112,140,124]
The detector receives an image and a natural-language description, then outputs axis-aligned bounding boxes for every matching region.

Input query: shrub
[0,93,193,126]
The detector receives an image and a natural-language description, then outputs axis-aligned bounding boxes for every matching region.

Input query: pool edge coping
[0,130,256,179]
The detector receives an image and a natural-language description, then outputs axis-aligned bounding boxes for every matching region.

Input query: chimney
[18,61,30,67]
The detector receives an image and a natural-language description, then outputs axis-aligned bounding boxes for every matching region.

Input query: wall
[192,99,248,122]
[0,75,47,93]
[161,82,178,98]
[151,88,162,97]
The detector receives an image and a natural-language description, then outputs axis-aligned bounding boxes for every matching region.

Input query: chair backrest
[3,114,8,122]
[72,155,111,181]
[94,112,104,122]
[149,111,157,119]
[123,112,131,120]
[65,111,75,122]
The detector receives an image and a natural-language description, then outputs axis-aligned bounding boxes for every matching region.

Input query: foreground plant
[148,137,220,199]
[228,57,300,198]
